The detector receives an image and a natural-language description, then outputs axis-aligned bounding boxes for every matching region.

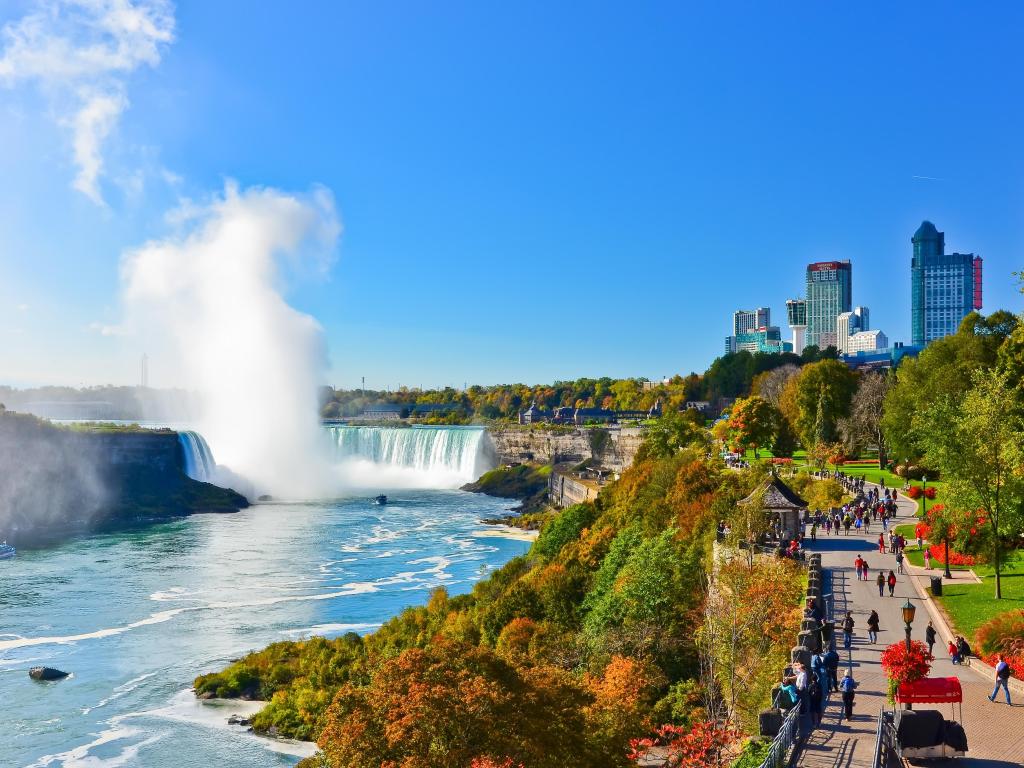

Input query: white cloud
[88,320,127,336]
[0,0,175,204]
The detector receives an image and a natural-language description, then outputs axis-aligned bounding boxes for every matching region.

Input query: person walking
[842,611,855,650]
[925,621,937,657]
[843,514,852,535]
[867,609,880,644]
[887,569,897,597]
[989,655,1013,704]
[949,639,962,665]
[876,570,885,597]
[823,647,840,692]
[861,557,870,581]
[896,550,905,574]
[809,673,824,727]
[839,670,858,721]
[854,555,864,581]
[924,548,932,570]
[878,533,885,554]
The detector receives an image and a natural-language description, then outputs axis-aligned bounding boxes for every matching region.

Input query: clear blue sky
[1,1,1022,389]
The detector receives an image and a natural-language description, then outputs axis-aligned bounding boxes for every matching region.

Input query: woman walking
[878,533,885,554]
[887,569,897,597]
[896,550,904,574]
[876,570,885,597]
[867,609,880,643]
[924,548,932,570]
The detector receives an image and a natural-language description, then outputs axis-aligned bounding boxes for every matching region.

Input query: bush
[974,610,1024,657]
[924,486,937,500]
[906,486,922,500]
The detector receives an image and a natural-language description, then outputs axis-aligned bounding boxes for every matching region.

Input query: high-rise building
[733,307,771,336]
[836,306,870,354]
[786,299,807,355]
[805,260,852,350]
[910,221,983,346]
[726,325,793,355]
[846,329,888,354]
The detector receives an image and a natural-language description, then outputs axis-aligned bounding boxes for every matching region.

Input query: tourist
[794,662,809,713]
[842,611,855,650]
[924,548,932,570]
[876,570,885,597]
[843,514,852,535]
[989,655,1013,705]
[949,640,961,665]
[867,610,880,644]
[823,647,840,692]
[887,569,897,597]
[824,517,832,535]
[809,672,824,727]
[854,555,863,580]
[925,621,937,657]
[861,557,870,581]
[878,533,885,554]
[810,521,817,541]
[839,670,858,721]
[896,550,904,574]
[956,636,972,665]
[777,677,799,709]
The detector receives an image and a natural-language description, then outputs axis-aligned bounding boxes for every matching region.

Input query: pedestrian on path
[854,555,863,580]
[842,611,855,650]
[843,514,852,535]
[896,550,905,574]
[878,533,885,554]
[839,670,858,721]
[887,569,897,596]
[867,610,880,643]
[809,674,824,727]
[823,647,840,692]
[949,640,962,665]
[989,655,1013,704]
[876,571,885,596]
[925,621,936,657]
[924,548,932,570]
[861,557,870,581]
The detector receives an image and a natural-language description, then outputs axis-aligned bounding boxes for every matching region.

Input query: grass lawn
[894,523,973,571]
[937,553,1024,639]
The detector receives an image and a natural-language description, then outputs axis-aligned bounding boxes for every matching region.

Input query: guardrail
[758,705,801,768]
[871,708,895,768]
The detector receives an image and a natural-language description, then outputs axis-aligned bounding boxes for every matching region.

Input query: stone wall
[548,471,601,508]
[486,425,644,472]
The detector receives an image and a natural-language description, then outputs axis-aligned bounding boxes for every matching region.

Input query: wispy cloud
[0,0,175,204]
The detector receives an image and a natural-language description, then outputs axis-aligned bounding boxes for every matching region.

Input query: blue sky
[2,1,1023,389]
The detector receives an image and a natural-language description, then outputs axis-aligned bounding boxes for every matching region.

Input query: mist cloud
[0,0,175,204]
[121,182,342,498]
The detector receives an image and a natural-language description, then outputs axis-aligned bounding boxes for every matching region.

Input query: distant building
[805,260,852,349]
[786,298,807,355]
[843,341,921,371]
[733,307,771,335]
[728,326,794,355]
[846,329,888,353]
[363,403,404,420]
[518,402,551,424]
[836,306,870,354]
[911,220,983,346]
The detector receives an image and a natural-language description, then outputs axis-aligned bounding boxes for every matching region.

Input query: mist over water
[122,183,341,499]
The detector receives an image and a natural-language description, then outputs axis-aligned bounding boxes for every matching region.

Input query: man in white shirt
[989,655,1013,704]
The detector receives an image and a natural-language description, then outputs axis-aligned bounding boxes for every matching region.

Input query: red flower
[881,640,933,686]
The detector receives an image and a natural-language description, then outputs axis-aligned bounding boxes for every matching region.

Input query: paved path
[794,484,1024,768]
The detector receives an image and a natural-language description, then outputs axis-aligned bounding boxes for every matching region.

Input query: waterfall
[178,430,217,483]
[325,426,493,487]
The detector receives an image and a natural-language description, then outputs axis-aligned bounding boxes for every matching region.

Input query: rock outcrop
[486,425,643,472]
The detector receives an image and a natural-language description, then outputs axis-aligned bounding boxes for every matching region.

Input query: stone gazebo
[740,475,808,547]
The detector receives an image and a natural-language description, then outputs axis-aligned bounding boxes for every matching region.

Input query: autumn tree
[919,368,1024,598]
[727,396,779,458]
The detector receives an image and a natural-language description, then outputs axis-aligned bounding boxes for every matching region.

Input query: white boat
[0,541,16,560]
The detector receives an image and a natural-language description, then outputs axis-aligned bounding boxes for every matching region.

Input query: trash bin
[930,576,943,596]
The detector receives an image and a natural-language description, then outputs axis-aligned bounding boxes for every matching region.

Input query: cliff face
[0,413,248,546]
[485,425,644,472]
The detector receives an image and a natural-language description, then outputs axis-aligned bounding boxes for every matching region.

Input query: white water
[177,425,495,494]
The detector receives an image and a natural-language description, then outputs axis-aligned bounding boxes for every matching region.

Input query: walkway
[795,482,1024,768]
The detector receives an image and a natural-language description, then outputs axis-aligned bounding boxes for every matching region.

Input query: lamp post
[902,598,917,710]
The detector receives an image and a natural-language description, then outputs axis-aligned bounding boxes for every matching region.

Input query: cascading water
[178,430,217,483]
[326,426,494,489]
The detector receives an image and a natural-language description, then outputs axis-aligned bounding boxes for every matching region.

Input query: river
[1,486,531,766]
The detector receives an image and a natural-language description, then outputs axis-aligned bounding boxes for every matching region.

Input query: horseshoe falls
[326,425,495,489]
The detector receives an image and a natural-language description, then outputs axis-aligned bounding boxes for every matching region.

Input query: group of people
[778,650,859,725]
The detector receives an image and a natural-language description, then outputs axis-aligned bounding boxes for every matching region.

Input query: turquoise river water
[1,491,531,767]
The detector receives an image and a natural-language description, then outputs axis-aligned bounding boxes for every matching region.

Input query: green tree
[636,410,710,462]
[919,368,1024,599]
[792,360,857,450]
[848,371,892,468]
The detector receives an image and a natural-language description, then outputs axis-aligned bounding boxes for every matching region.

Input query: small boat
[374,495,388,505]
[0,541,16,560]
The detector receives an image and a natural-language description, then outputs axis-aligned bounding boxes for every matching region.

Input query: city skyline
[2,2,1024,389]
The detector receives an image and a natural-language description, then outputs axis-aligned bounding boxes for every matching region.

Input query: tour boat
[374,495,388,505]
[0,541,16,560]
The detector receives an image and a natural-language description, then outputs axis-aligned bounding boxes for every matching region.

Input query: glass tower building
[805,261,852,350]
[910,221,983,346]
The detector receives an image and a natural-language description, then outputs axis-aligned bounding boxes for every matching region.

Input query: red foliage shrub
[974,610,1024,658]
[924,486,937,500]
[629,721,737,768]
[927,544,977,566]
[906,486,922,500]
[880,640,933,687]
[770,458,794,465]
[980,653,1024,679]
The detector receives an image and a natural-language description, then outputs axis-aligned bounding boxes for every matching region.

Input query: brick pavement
[794,484,1024,768]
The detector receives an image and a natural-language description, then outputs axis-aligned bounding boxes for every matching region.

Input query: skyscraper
[805,260,852,350]
[786,299,807,355]
[732,307,771,336]
[836,306,869,354]
[910,221,983,346]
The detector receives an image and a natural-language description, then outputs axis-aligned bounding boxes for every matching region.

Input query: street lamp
[902,598,917,710]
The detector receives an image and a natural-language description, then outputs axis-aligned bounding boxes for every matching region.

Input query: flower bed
[927,544,977,566]
[980,653,1024,678]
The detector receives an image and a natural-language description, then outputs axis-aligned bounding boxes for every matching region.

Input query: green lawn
[893,523,972,571]
[937,553,1024,639]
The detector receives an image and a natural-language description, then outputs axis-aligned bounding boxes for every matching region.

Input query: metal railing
[758,705,801,768]
[871,708,896,768]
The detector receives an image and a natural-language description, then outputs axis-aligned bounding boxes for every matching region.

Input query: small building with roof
[740,474,808,547]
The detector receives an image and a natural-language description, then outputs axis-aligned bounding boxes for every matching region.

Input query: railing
[758,705,801,768]
[871,708,896,768]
